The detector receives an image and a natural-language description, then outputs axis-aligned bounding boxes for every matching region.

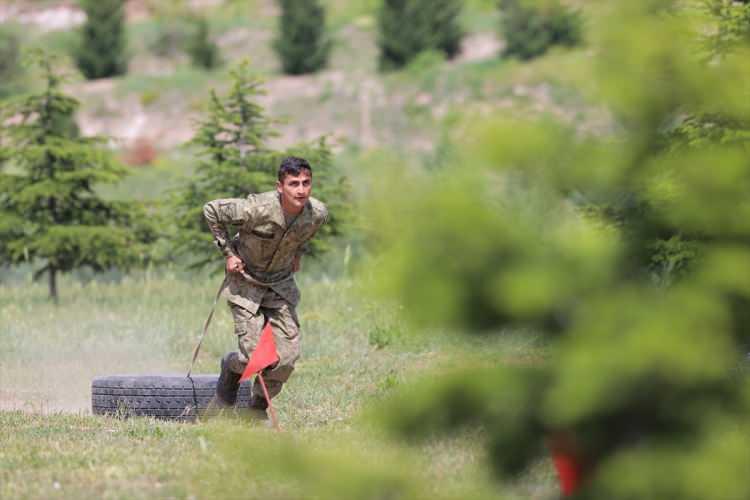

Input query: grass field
[0,268,556,499]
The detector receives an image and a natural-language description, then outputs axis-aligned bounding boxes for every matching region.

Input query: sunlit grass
[0,270,554,498]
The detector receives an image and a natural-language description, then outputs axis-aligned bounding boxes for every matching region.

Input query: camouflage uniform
[203,191,328,400]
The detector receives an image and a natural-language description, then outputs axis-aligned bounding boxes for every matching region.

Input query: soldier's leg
[252,302,301,401]
[230,303,267,368]
[215,303,265,406]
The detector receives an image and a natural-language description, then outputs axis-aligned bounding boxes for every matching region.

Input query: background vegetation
[377,0,464,70]
[273,0,332,75]
[74,0,128,79]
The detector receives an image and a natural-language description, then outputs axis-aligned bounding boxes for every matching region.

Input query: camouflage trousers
[226,291,301,401]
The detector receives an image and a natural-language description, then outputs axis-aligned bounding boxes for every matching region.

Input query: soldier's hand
[226,255,245,274]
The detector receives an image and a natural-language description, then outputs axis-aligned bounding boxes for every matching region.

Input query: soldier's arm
[202,198,253,259]
[292,204,328,272]
[292,242,310,273]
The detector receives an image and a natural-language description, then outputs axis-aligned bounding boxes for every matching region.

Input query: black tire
[91,374,254,421]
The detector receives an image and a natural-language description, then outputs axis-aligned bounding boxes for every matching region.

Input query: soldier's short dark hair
[278,156,312,181]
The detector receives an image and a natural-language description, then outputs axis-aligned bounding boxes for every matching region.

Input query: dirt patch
[0,2,84,32]
[71,68,373,152]
[0,0,225,30]
[76,94,197,151]
[456,32,504,63]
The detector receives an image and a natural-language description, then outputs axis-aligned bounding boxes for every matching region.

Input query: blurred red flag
[239,322,279,383]
[552,451,583,496]
[548,432,586,496]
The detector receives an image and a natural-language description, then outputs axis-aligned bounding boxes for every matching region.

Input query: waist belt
[239,268,292,287]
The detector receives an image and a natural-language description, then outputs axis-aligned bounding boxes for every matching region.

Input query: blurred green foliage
[170,62,351,270]
[186,16,222,70]
[499,0,582,61]
[146,1,221,70]
[702,0,750,57]
[377,0,464,71]
[146,1,195,58]
[74,0,129,79]
[363,1,750,498]
[0,53,156,301]
[0,24,25,99]
[212,426,495,500]
[274,0,332,75]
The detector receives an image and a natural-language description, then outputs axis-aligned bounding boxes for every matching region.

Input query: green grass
[98,153,196,202]
[114,64,229,98]
[462,0,502,32]
[0,409,555,499]
[0,269,554,498]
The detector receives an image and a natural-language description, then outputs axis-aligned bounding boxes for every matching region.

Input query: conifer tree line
[0,56,350,300]
[1,0,587,84]
[0,0,593,301]
[65,0,585,80]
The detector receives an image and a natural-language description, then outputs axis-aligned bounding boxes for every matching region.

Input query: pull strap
[187,274,230,378]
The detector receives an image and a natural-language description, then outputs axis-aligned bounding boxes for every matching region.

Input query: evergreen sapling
[74,0,128,79]
[273,0,332,75]
[0,54,155,301]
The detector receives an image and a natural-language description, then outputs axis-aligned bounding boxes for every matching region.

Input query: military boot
[215,352,242,407]
[249,394,268,411]
[246,393,269,420]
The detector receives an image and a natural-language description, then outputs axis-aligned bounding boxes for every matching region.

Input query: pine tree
[171,62,276,269]
[377,0,463,71]
[431,0,464,58]
[273,0,331,75]
[171,62,350,269]
[499,0,582,60]
[186,16,222,70]
[0,54,155,302]
[74,0,128,79]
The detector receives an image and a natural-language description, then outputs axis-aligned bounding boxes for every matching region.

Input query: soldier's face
[277,170,312,213]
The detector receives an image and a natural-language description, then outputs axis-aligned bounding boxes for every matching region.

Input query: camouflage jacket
[203,191,328,313]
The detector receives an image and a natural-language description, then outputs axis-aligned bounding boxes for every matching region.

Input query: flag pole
[257,373,280,431]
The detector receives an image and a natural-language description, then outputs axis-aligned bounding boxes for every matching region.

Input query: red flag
[239,322,279,383]
[552,451,584,496]
[548,432,586,496]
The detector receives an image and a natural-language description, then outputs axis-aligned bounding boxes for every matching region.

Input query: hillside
[3,0,597,165]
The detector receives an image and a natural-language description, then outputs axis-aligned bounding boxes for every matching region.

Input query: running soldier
[203,156,328,411]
